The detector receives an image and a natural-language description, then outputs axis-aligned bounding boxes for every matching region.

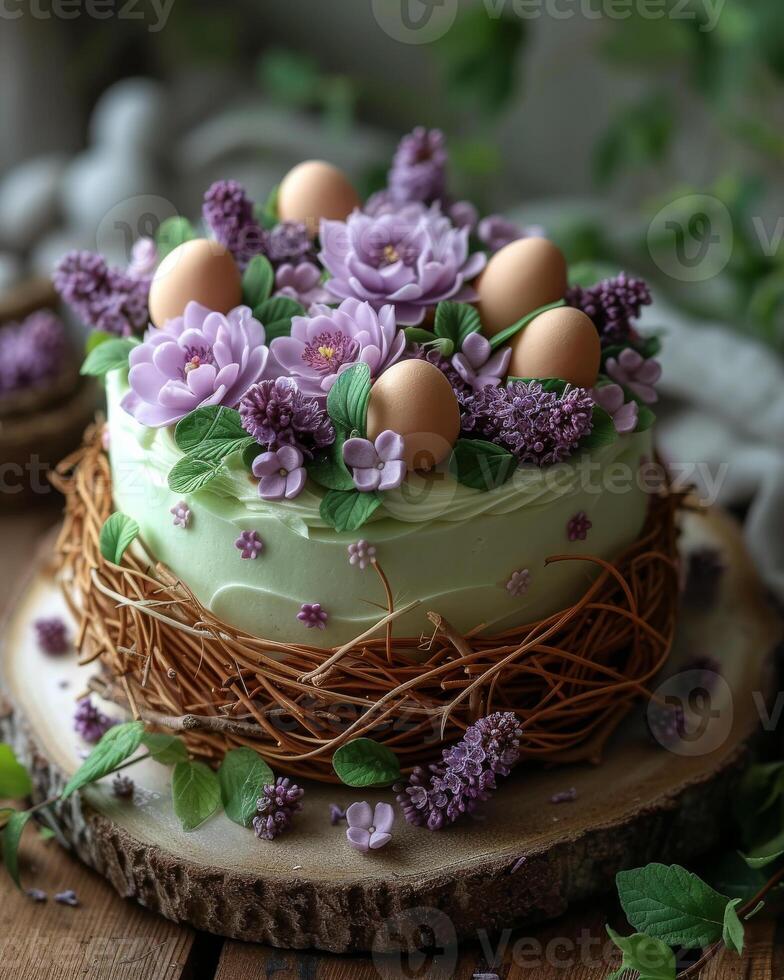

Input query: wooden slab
[0,508,780,953]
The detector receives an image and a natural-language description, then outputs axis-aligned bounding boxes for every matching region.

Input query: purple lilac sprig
[388,126,448,206]
[53,250,150,337]
[297,602,328,630]
[253,777,304,840]
[73,698,115,743]
[566,273,651,346]
[0,311,69,396]
[265,221,314,265]
[395,712,522,830]
[34,617,70,655]
[239,377,335,457]
[202,179,265,269]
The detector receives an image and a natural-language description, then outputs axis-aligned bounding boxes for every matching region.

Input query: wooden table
[1,505,780,979]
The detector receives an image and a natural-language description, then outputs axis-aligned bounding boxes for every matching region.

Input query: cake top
[54,127,661,532]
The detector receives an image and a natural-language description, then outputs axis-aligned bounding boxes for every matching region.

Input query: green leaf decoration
[488,298,566,351]
[326,362,372,435]
[635,404,657,433]
[2,810,32,889]
[62,721,145,800]
[140,732,189,766]
[242,441,263,472]
[332,738,401,788]
[218,747,274,828]
[81,337,137,377]
[606,927,676,980]
[253,296,306,341]
[256,184,280,230]
[320,489,381,532]
[616,863,732,949]
[404,326,438,346]
[167,456,223,494]
[434,301,482,349]
[174,406,254,462]
[451,439,517,491]
[307,436,355,491]
[722,898,745,956]
[155,216,195,259]
[580,405,619,450]
[85,330,113,354]
[0,744,32,799]
[99,512,140,565]
[172,760,221,832]
[242,255,275,308]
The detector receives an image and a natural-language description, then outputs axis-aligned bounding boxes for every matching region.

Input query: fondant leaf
[253,296,306,341]
[85,330,113,354]
[404,326,438,346]
[80,338,137,377]
[307,437,355,491]
[242,254,275,308]
[219,748,274,828]
[326,362,371,436]
[580,406,618,450]
[319,489,381,532]
[606,927,676,980]
[62,721,145,800]
[155,216,195,259]
[451,439,517,491]
[488,298,566,351]
[99,512,140,565]
[140,732,189,766]
[0,745,32,800]
[168,456,224,494]
[434,301,481,348]
[174,406,254,461]
[172,761,221,832]
[2,810,32,889]
[332,738,401,788]
[635,404,656,432]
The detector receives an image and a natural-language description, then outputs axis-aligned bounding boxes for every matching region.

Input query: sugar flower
[0,311,68,396]
[54,890,79,907]
[252,445,307,500]
[126,237,158,280]
[477,215,543,253]
[605,348,661,404]
[506,569,530,597]
[566,273,651,345]
[239,377,334,457]
[319,206,486,326]
[73,697,115,743]
[271,298,405,398]
[297,602,328,629]
[343,430,406,492]
[265,221,314,265]
[121,302,269,427]
[590,383,638,434]
[235,529,263,559]
[274,261,331,307]
[254,777,304,840]
[53,250,150,337]
[348,539,376,569]
[170,501,191,528]
[202,179,265,269]
[345,801,394,853]
[566,512,592,542]
[407,344,472,398]
[388,126,447,205]
[34,617,70,655]
[448,200,479,231]
[451,331,511,392]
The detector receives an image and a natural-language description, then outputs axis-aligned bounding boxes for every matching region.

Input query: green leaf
[85,330,113,354]
[62,721,145,800]
[156,216,195,259]
[0,745,32,799]
[635,404,657,433]
[253,296,305,341]
[307,436,355,491]
[488,298,566,351]
[616,863,732,949]
[256,184,280,230]
[1,810,32,889]
[218,748,273,828]
[99,512,140,565]
[167,456,223,494]
[580,406,619,450]
[172,761,221,832]
[434,301,482,348]
[319,489,381,532]
[451,439,517,491]
[404,326,438,346]
[326,362,372,435]
[707,851,769,902]
[242,441,262,472]
[568,261,619,288]
[140,732,189,766]
[606,927,676,980]
[174,406,254,461]
[80,338,137,377]
[332,738,401,788]
[242,255,274,308]
[722,898,745,956]
[743,828,784,869]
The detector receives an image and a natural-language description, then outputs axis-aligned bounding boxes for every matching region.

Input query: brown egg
[507,306,601,388]
[366,360,460,472]
[476,237,567,337]
[277,160,361,236]
[148,239,242,327]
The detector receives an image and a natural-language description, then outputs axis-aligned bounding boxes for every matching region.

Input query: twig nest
[476,237,567,337]
[507,307,601,388]
[366,359,460,471]
[277,160,361,236]
[148,238,242,327]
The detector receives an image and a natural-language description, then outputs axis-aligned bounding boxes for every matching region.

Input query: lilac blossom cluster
[53,250,150,337]
[566,272,652,345]
[0,311,68,396]
[253,777,305,840]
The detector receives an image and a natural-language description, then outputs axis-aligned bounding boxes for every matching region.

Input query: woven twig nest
[53,426,682,783]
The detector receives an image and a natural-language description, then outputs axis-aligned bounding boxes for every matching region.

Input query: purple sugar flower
[407,344,472,398]
[54,890,79,907]
[343,430,406,492]
[319,206,486,326]
[605,348,662,404]
[448,200,479,231]
[239,377,335,457]
[345,801,394,852]
[451,331,511,392]
[235,529,263,559]
[34,617,70,655]
[506,569,530,597]
[202,179,265,269]
[297,602,328,630]
[53,250,150,337]
[73,698,115,743]
[590,383,638,434]
[265,221,314,265]
[388,127,447,205]
[567,512,592,542]
[329,803,347,825]
[477,215,543,253]
[566,273,651,345]
[170,501,191,528]
[252,445,307,500]
[254,777,304,840]
[395,711,522,830]
[126,237,158,280]
[0,311,68,396]
[121,302,269,427]
[271,298,405,399]
[274,262,331,307]
[348,539,376,569]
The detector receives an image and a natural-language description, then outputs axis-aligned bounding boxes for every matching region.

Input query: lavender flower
[388,127,447,205]
[54,890,79,907]
[235,530,263,560]
[270,298,405,399]
[506,569,531,597]
[239,377,335,457]
[343,431,406,492]
[34,617,70,655]
[274,262,331,307]
[395,712,522,830]
[73,698,115,743]
[590,383,638,434]
[0,311,68,395]
[348,539,376,569]
[202,179,265,269]
[297,602,328,630]
[26,889,47,903]
[112,775,135,799]
[566,512,592,542]
[345,801,394,852]
[319,206,486,326]
[460,381,594,467]
[566,273,651,345]
[121,302,269,427]
[254,777,304,840]
[252,446,307,501]
[605,348,662,404]
[265,221,314,265]
[170,501,191,529]
[126,237,158,279]
[451,331,511,392]
[53,250,150,337]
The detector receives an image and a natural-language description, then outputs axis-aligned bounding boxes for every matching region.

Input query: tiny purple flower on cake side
[590,383,638,434]
[345,801,394,853]
[348,540,376,570]
[253,446,307,501]
[73,698,115,743]
[297,603,328,630]
[605,348,662,404]
[506,569,531,597]
[254,777,304,840]
[343,431,406,493]
[170,501,191,529]
[34,617,70,655]
[235,530,263,560]
[239,377,335,457]
[566,512,592,542]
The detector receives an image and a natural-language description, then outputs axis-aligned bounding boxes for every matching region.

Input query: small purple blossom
[451,331,511,392]
[348,539,376,570]
[202,179,265,269]
[447,200,479,231]
[112,774,135,799]
[26,889,47,903]
[329,803,347,825]
[0,310,69,396]
[551,787,577,804]
[54,890,79,907]
[34,617,70,655]
[407,344,472,398]
[343,430,406,492]
[297,602,328,630]
[566,273,651,345]
[254,777,304,840]
[566,512,592,542]
[605,348,662,404]
[73,698,115,743]
[274,261,331,307]
[53,250,150,337]
[265,221,314,265]
[252,445,307,501]
[235,530,263,560]
[239,377,335,458]
[388,127,447,205]
[506,569,531,597]
[126,237,158,280]
[346,801,394,852]
[477,215,544,253]
[170,501,191,529]
[590,383,638,434]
